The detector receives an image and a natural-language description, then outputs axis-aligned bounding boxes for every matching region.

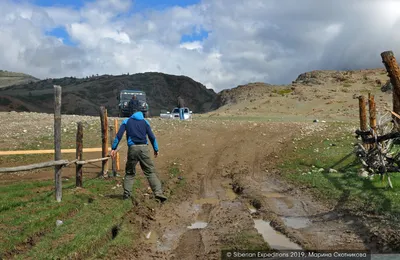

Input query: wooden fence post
[368,93,377,148]
[100,106,108,177]
[114,119,120,171]
[381,51,400,124]
[54,85,62,202]
[76,122,83,187]
[109,126,116,176]
[368,93,377,130]
[359,95,368,149]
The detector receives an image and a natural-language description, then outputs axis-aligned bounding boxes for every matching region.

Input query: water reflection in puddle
[281,217,311,229]
[157,230,182,251]
[187,221,208,229]
[253,219,302,250]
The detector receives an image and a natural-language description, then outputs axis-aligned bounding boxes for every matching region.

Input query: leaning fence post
[76,122,83,187]
[359,95,368,149]
[114,119,120,171]
[100,106,108,177]
[381,51,400,125]
[109,126,116,176]
[54,85,62,202]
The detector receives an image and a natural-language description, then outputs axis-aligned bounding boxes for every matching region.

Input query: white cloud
[180,41,202,51]
[1,0,400,92]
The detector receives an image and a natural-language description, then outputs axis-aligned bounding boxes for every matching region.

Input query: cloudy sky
[1,0,400,92]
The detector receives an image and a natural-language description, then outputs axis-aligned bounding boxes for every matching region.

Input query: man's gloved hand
[154,151,158,158]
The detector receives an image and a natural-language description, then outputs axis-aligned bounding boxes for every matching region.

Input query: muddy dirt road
[107,120,370,260]
[0,117,376,259]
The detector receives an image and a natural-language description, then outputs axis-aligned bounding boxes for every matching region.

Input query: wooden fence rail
[0,148,111,156]
[0,147,123,173]
[0,85,122,201]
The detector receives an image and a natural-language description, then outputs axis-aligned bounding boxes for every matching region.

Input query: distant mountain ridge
[0,72,217,116]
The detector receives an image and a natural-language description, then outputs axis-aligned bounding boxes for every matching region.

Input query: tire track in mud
[171,126,289,259]
[171,132,239,259]
[233,165,371,252]
[129,122,349,259]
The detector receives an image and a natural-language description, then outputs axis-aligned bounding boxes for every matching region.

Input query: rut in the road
[130,122,368,259]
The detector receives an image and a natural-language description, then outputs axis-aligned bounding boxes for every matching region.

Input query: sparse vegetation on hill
[208,68,392,122]
[0,72,217,116]
[0,70,39,88]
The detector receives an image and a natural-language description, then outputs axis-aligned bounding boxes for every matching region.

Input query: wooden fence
[356,50,400,144]
[0,85,122,202]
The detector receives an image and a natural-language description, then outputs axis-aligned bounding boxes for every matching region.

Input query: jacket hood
[130,111,144,120]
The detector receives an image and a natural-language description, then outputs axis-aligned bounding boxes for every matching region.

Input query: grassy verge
[279,122,400,219]
[0,175,143,259]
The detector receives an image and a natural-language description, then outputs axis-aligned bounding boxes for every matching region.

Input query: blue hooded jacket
[112,112,159,152]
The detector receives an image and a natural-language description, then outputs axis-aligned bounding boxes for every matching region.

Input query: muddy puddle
[147,228,185,252]
[253,219,302,250]
[187,221,208,229]
[281,216,311,229]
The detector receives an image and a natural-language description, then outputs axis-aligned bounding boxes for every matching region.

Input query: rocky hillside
[208,68,393,122]
[0,72,217,116]
[210,82,275,109]
[0,70,39,88]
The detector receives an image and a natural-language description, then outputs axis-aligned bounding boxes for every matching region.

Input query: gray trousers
[124,145,163,196]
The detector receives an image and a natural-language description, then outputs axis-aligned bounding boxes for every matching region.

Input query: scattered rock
[329,168,338,173]
[358,169,369,178]
[381,80,393,93]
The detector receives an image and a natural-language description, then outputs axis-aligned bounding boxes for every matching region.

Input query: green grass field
[0,176,141,259]
[279,122,400,219]
[0,160,186,259]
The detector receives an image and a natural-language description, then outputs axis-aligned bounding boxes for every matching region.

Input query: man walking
[110,109,167,202]
[177,96,185,120]
[128,95,139,116]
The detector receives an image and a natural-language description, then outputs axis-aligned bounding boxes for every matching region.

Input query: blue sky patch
[45,26,76,46]
[32,0,90,9]
[32,0,200,10]
[180,28,209,43]
[132,0,200,11]
[33,0,203,46]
